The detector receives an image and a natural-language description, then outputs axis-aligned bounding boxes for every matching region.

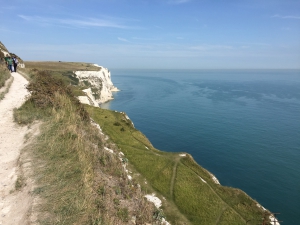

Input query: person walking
[7,56,13,72]
[4,55,9,70]
[12,56,18,72]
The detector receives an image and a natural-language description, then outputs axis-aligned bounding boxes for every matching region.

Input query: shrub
[0,64,10,88]
[15,176,25,190]
[26,70,89,121]
[62,71,79,85]
[83,80,91,87]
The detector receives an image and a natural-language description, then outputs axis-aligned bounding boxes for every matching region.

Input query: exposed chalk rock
[75,66,119,106]
[144,193,162,208]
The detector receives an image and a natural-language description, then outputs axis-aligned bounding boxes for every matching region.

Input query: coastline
[75,66,120,106]
[16,62,283,224]
[96,69,288,224]
[26,63,284,224]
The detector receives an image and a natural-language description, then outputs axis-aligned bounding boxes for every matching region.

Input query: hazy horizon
[1,0,300,69]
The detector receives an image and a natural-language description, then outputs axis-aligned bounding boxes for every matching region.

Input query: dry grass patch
[24,61,100,71]
[0,62,12,100]
[0,62,10,88]
[14,66,270,225]
[14,71,158,225]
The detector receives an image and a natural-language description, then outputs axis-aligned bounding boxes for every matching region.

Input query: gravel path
[0,72,32,225]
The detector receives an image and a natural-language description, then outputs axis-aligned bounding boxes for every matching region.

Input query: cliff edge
[0,40,279,224]
[75,64,119,107]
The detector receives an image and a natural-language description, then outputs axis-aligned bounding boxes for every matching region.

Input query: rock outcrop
[0,41,26,68]
[75,64,119,107]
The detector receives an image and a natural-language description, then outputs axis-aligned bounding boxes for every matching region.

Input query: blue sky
[1,0,300,69]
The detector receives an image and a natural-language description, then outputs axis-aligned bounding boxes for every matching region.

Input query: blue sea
[101,69,300,224]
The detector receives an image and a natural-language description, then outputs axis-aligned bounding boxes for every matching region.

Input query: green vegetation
[91,87,100,100]
[0,61,10,88]
[0,61,12,100]
[21,62,106,109]
[14,70,156,224]
[20,61,103,98]
[0,76,13,101]
[15,175,25,191]
[24,61,100,71]
[14,61,271,225]
[86,106,269,225]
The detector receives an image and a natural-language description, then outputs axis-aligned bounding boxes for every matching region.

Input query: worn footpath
[0,72,33,225]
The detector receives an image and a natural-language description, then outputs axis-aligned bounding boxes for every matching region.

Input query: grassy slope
[22,61,103,97]
[17,61,269,225]
[86,106,265,225]
[14,69,158,225]
[0,61,10,88]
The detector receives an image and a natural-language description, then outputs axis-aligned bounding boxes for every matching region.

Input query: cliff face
[0,42,9,56]
[75,65,119,106]
[0,41,26,68]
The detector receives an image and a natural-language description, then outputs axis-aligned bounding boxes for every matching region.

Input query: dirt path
[170,156,180,198]
[0,72,34,225]
[215,206,228,225]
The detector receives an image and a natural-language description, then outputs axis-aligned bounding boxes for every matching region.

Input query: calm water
[101,69,300,224]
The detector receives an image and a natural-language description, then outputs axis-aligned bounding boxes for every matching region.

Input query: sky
[1,0,300,69]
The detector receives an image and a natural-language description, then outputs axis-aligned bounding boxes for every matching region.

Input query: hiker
[13,56,18,72]
[4,55,9,69]
[7,56,13,72]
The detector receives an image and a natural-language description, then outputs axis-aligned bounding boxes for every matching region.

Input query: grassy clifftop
[14,69,156,225]
[24,61,100,71]
[86,106,265,225]
[14,62,271,225]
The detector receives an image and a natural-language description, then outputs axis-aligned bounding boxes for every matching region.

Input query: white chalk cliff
[75,64,119,107]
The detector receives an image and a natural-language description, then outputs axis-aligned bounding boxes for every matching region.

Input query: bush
[0,64,10,88]
[14,65,157,225]
[113,122,121,126]
[26,70,89,121]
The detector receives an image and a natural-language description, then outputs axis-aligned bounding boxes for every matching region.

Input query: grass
[14,61,271,225]
[86,106,270,225]
[14,70,157,225]
[0,76,13,101]
[24,61,100,71]
[0,62,12,100]
[15,175,25,191]
[19,62,95,98]
[0,62,10,88]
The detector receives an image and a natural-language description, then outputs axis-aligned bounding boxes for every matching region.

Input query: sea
[101,69,300,224]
